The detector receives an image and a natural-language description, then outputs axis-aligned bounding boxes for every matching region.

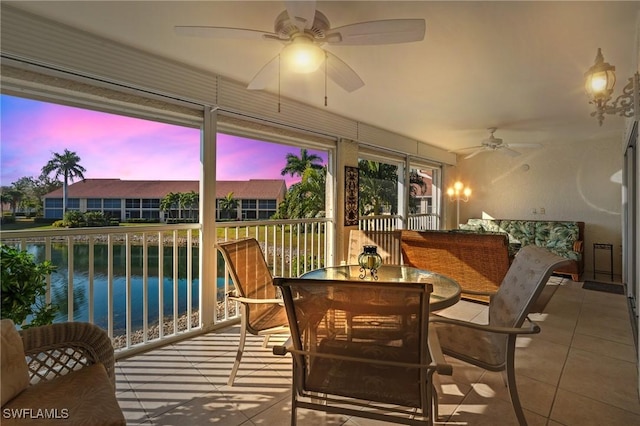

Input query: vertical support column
[335,138,360,263]
[200,106,218,331]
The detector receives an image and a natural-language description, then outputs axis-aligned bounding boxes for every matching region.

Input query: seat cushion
[2,363,125,425]
[1,319,30,406]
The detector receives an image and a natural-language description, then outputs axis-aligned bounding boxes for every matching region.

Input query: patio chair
[217,238,289,386]
[347,229,403,265]
[430,245,570,426]
[1,319,125,425]
[273,277,452,426]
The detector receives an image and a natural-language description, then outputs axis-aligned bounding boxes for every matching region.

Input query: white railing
[0,218,330,356]
[358,213,440,231]
[358,215,402,231]
[407,213,440,231]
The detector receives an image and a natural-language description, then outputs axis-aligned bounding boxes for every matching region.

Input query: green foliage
[0,244,58,328]
[280,149,323,178]
[63,210,85,227]
[52,220,65,228]
[358,159,398,216]
[1,215,16,224]
[274,166,326,219]
[83,211,110,227]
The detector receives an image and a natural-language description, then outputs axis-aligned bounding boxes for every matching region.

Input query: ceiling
[5,1,640,154]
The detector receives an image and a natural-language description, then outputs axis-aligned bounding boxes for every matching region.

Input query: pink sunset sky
[0,95,326,187]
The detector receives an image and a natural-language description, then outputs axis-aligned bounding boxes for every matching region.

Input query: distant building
[42,178,287,222]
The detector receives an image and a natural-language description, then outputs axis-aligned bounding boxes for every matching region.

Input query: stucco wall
[446,134,623,277]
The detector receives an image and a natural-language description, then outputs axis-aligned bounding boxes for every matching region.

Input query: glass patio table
[300,264,461,311]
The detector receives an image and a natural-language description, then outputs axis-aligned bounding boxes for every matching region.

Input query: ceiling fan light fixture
[281,38,325,73]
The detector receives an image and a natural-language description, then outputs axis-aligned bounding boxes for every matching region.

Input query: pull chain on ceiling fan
[175,0,426,93]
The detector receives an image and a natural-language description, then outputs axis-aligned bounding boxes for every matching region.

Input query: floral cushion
[460,219,582,262]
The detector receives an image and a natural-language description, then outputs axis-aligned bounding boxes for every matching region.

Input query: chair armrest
[430,316,541,335]
[19,322,116,388]
[428,332,452,375]
[273,336,292,356]
[228,294,283,305]
[460,288,498,297]
[573,240,584,252]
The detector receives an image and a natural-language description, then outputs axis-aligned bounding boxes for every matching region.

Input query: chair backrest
[400,230,510,301]
[347,230,402,265]
[274,277,433,409]
[217,238,278,332]
[489,245,570,329]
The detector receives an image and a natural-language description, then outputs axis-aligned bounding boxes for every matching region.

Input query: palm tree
[274,166,326,219]
[358,160,398,216]
[160,192,180,221]
[218,192,238,220]
[280,149,323,178]
[41,149,86,216]
[179,191,199,222]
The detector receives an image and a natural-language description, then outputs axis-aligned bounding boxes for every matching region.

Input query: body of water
[24,243,218,334]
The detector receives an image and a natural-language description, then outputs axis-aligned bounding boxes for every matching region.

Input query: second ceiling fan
[175,1,426,92]
[459,128,542,159]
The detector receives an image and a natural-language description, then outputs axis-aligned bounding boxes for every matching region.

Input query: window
[104,199,121,208]
[67,199,80,209]
[142,198,159,209]
[87,198,102,209]
[242,200,257,209]
[126,199,140,208]
[46,198,63,208]
[408,165,441,231]
[358,159,399,216]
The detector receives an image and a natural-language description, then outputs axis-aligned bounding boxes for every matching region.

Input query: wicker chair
[430,245,570,426]
[273,277,452,426]
[1,320,125,425]
[217,238,289,386]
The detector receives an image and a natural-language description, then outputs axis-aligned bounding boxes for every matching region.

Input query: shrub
[63,210,85,228]
[0,244,58,328]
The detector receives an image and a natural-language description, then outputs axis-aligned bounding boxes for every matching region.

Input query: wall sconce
[584,48,640,126]
[446,181,471,227]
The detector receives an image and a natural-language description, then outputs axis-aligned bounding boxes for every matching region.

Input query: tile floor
[116,277,640,425]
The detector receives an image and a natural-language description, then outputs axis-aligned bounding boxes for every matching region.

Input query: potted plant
[1,243,58,328]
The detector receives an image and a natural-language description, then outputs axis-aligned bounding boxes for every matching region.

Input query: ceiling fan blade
[506,143,543,149]
[453,145,484,152]
[325,51,365,92]
[285,0,317,31]
[500,147,522,157]
[463,148,487,159]
[174,26,279,40]
[325,19,426,45]
[247,55,279,90]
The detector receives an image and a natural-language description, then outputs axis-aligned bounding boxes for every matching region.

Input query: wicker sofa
[459,218,584,281]
[1,320,125,425]
[400,230,511,302]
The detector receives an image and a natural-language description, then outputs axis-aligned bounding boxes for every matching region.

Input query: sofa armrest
[19,322,116,389]
[573,240,584,252]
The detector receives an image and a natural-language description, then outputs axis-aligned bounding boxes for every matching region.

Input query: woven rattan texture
[400,230,510,302]
[19,322,116,388]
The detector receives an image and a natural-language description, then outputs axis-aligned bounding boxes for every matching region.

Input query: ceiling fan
[174,1,426,92]
[458,128,542,159]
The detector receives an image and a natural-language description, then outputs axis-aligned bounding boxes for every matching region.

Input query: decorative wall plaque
[344,166,359,226]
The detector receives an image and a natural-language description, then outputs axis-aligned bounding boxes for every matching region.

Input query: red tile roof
[44,179,287,200]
